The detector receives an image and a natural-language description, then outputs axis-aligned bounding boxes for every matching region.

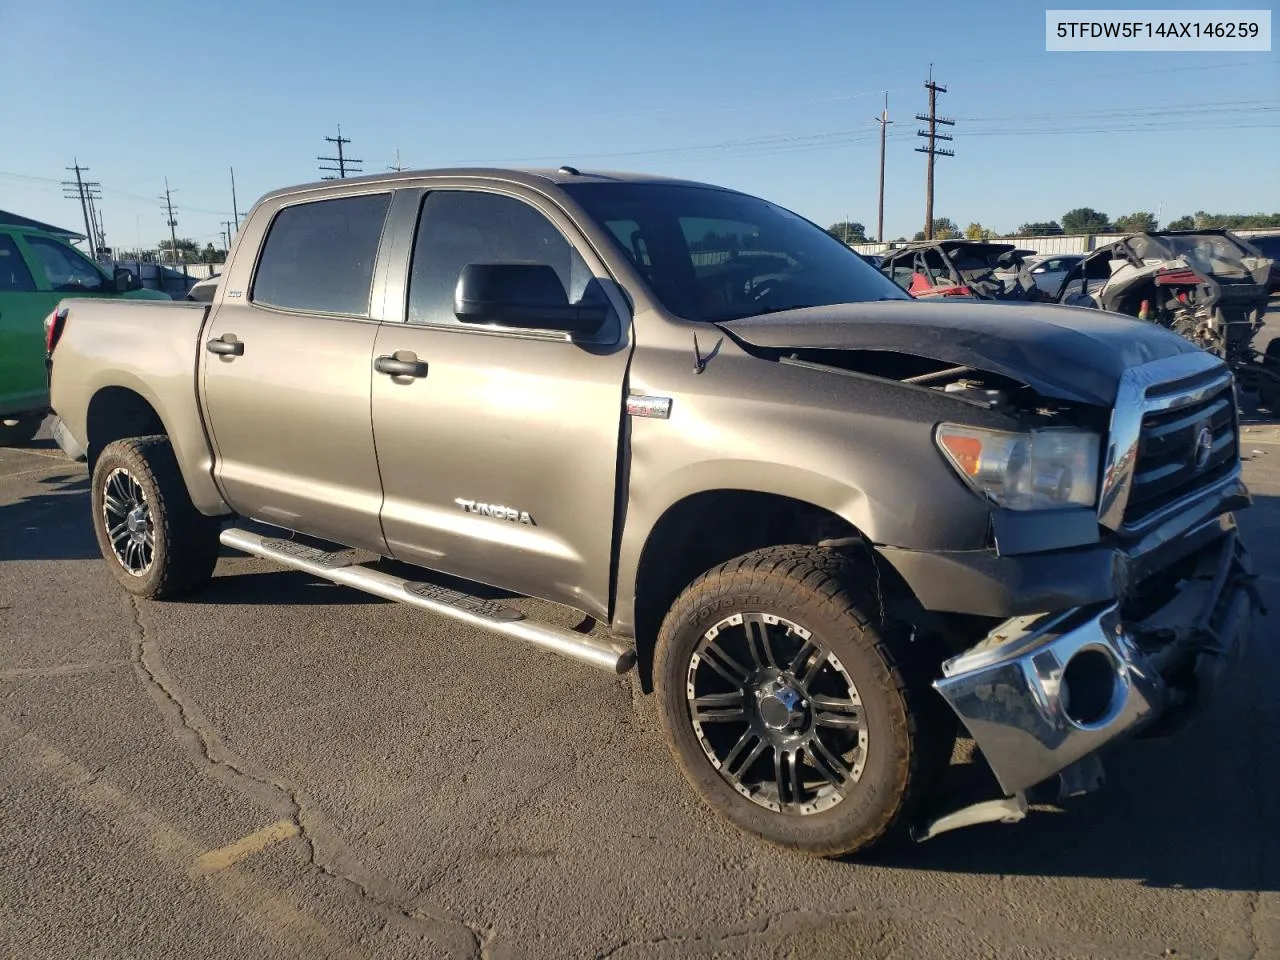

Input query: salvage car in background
[880,240,1047,301]
[1056,229,1278,406]
[0,225,168,445]
[1023,253,1086,297]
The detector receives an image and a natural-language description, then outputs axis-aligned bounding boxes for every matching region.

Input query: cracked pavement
[2,413,1279,959]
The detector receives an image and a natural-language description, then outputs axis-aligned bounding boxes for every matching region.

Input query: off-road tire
[90,436,221,599]
[0,414,43,447]
[653,545,953,858]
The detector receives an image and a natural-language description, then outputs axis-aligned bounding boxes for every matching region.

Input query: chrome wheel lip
[102,467,154,578]
[686,611,869,817]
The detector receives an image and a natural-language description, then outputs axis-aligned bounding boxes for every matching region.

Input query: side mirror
[453,262,608,336]
[112,266,138,293]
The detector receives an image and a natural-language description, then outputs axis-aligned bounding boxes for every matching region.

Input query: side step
[219,527,636,675]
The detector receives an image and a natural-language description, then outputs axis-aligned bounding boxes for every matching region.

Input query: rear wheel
[653,546,952,858]
[90,436,221,599]
[0,414,43,447]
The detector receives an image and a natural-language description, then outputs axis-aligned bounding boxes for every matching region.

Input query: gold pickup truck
[44,167,1263,857]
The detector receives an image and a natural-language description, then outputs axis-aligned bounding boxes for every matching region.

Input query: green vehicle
[0,226,170,445]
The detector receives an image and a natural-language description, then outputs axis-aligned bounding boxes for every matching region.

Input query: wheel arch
[83,382,230,517]
[623,487,882,693]
[86,386,166,472]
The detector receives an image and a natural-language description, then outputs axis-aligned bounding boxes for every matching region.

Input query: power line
[915,65,954,242]
[318,124,362,179]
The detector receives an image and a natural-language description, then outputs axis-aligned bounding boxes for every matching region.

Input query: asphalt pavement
[3,414,1279,960]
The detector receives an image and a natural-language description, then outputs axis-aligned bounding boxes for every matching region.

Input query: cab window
[252,193,392,316]
[406,190,594,328]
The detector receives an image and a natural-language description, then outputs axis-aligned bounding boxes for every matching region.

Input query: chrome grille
[1123,376,1238,529]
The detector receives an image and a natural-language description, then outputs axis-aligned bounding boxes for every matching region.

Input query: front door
[371,187,632,618]
[199,191,393,552]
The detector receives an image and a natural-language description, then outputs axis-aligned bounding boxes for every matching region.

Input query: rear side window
[0,235,36,292]
[252,193,391,315]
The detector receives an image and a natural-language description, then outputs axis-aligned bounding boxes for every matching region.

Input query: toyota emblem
[1192,424,1213,470]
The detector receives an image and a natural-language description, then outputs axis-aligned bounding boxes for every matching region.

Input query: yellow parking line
[196,820,299,873]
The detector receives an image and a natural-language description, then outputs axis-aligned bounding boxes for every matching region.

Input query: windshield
[561,182,909,322]
[1132,233,1253,279]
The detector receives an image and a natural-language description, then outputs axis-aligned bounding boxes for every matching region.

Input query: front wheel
[653,546,952,858]
[0,413,43,447]
[90,436,221,599]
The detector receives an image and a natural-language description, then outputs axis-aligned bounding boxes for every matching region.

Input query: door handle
[375,353,428,378]
[206,335,244,356]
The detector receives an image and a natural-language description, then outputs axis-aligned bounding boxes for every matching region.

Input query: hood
[719,299,1204,406]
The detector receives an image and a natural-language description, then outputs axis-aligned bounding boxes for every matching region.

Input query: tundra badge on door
[455,498,535,525]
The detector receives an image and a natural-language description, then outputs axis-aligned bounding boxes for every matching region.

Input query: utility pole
[318,124,362,179]
[914,65,954,241]
[873,92,893,243]
[87,192,106,257]
[162,178,179,263]
[221,220,237,255]
[62,160,98,259]
[82,182,104,257]
[230,166,242,229]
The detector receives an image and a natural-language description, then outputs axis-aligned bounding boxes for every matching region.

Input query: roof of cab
[255,166,740,205]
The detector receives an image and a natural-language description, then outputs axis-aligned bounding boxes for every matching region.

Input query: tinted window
[23,235,104,291]
[562,182,908,322]
[0,235,36,292]
[1250,235,1280,258]
[252,193,391,315]
[407,191,593,327]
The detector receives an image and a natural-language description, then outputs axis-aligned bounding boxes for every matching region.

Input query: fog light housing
[1060,647,1121,728]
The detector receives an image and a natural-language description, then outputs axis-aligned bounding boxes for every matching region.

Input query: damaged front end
[929,527,1256,814]
[912,351,1265,842]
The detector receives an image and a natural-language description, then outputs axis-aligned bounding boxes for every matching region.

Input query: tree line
[826,210,1280,244]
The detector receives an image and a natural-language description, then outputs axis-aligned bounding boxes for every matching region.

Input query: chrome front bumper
[934,530,1258,797]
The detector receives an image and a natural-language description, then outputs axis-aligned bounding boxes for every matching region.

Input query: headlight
[935,424,1101,510]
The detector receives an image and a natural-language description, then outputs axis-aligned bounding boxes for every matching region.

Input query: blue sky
[1,0,1276,251]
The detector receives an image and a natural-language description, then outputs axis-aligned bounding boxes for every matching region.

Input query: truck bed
[48,297,224,513]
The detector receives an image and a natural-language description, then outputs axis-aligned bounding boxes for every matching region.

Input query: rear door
[369,186,632,617]
[199,191,393,552]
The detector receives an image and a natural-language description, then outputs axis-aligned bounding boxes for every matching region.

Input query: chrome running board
[219,527,636,675]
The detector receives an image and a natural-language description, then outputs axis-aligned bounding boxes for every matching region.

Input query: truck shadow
[0,470,97,563]
[197,569,391,606]
[194,556,522,607]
